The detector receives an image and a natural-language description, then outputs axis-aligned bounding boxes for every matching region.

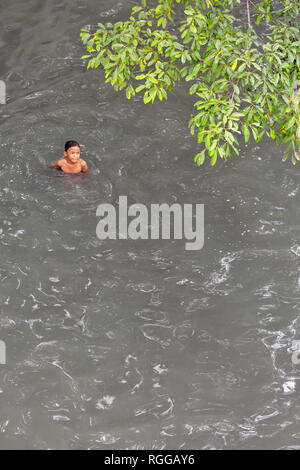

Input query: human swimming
[51,140,89,173]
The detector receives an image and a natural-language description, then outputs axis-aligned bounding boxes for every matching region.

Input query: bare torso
[52,158,88,173]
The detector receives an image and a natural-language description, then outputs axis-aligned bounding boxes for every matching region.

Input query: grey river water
[0,0,300,450]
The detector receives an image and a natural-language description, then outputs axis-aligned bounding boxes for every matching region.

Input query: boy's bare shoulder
[51,158,65,168]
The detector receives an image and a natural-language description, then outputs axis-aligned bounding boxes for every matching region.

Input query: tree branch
[246,0,251,28]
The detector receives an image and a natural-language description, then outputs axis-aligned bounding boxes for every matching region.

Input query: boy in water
[51,140,89,173]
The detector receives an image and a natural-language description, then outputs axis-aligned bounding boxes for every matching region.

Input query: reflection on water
[0,0,300,450]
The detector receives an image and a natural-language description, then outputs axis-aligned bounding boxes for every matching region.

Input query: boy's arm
[81,159,89,172]
[51,159,63,169]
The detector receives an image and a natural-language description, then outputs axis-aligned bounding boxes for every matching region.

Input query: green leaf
[285,116,296,130]
[143,92,152,104]
[242,124,250,143]
[194,151,205,166]
[210,151,218,166]
[135,85,146,93]
[269,127,276,139]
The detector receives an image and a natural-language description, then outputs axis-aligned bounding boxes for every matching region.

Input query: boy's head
[64,140,81,163]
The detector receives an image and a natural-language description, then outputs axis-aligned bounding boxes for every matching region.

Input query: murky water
[0,0,300,450]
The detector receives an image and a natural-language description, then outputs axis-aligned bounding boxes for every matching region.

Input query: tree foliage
[81,0,300,166]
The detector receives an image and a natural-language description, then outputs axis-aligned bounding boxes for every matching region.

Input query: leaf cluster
[81,0,300,165]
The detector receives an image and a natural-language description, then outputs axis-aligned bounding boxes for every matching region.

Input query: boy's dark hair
[65,140,80,152]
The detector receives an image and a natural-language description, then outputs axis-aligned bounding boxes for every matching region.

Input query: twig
[246,0,251,28]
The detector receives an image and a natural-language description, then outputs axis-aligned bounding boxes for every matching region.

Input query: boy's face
[64,146,80,164]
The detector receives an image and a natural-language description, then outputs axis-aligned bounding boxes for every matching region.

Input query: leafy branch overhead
[81,0,300,166]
